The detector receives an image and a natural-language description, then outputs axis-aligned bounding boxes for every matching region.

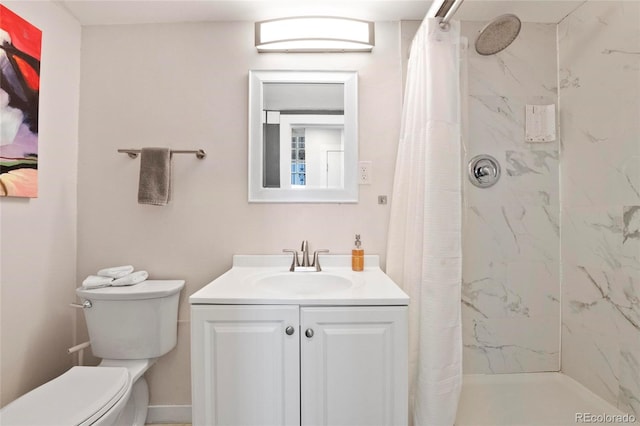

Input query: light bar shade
[255,17,374,52]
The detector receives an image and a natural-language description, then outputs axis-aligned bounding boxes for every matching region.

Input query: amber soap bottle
[352,234,364,272]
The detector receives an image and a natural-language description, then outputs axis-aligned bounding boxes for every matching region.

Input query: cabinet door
[191,305,300,426]
[301,306,408,426]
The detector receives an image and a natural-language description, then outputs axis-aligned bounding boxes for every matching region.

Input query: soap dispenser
[352,234,364,272]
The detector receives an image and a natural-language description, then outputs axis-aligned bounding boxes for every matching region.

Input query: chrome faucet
[283,241,329,272]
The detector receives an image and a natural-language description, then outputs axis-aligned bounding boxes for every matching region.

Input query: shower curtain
[386,18,462,426]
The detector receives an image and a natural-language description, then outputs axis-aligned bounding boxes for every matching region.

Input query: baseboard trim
[146,405,192,424]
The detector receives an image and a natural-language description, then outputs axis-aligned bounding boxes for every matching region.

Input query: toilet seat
[0,366,129,426]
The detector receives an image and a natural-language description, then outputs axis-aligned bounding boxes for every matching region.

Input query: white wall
[77,21,402,407]
[559,1,640,417]
[0,0,81,407]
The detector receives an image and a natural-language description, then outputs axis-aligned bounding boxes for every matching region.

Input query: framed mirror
[248,70,358,203]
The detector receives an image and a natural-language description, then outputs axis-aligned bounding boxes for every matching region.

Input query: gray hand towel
[138,147,172,205]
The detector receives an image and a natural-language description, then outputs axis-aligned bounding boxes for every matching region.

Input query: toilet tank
[76,280,185,359]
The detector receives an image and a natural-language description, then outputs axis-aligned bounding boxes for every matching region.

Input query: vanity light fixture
[255,17,374,52]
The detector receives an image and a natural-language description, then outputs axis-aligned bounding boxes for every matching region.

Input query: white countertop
[190,255,409,306]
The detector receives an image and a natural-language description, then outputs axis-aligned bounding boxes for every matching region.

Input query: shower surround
[559,1,640,417]
[461,21,560,374]
[459,1,639,418]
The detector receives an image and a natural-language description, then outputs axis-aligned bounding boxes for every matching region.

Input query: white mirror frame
[248,70,358,203]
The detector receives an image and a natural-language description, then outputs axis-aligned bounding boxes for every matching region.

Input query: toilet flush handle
[70,300,92,309]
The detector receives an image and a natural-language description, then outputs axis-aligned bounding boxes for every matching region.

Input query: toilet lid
[76,279,185,300]
[0,367,129,426]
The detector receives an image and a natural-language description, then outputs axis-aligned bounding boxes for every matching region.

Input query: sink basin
[252,272,354,295]
[189,255,411,306]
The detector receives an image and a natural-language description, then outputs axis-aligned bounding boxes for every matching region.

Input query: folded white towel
[112,270,149,287]
[82,275,114,289]
[97,265,134,279]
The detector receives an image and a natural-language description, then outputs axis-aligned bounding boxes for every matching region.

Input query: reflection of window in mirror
[262,83,345,190]
[291,128,306,186]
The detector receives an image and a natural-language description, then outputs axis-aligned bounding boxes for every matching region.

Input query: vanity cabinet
[191,304,408,426]
[191,305,300,426]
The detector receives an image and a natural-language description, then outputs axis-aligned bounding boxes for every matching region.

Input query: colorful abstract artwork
[0,5,41,198]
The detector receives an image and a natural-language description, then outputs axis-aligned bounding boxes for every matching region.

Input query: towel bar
[118,148,206,159]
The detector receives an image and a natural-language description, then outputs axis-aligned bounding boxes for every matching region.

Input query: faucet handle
[282,249,300,272]
[312,249,330,271]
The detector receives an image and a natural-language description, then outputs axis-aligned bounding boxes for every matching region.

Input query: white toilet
[0,279,185,426]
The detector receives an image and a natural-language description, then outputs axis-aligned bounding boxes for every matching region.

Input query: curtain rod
[428,0,465,29]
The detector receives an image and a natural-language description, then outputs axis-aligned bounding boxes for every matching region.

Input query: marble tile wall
[461,22,561,373]
[558,1,640,417]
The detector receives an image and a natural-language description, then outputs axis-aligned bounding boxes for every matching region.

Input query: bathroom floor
[144,374,635,426]
[455,373,635,426]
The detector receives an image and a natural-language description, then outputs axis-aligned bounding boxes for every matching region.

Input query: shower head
[475,13,521,56]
